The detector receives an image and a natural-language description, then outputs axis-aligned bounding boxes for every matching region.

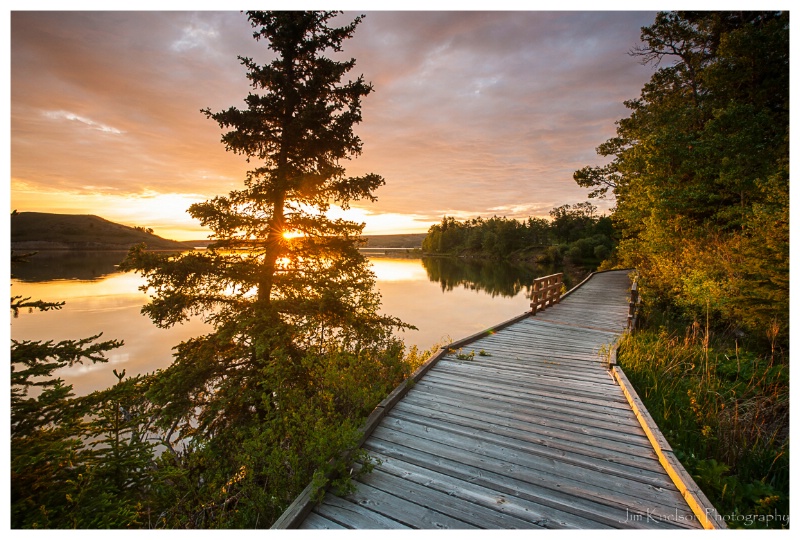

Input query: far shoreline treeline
[421,201,614,268]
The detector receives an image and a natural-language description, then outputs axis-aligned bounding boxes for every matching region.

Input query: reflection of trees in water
[421,257,587,298]
[10,251,130,282]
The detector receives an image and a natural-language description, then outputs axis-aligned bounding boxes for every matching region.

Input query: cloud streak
[42,110,125,134]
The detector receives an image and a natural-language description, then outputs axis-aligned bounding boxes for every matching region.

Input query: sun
[282,230,304,240]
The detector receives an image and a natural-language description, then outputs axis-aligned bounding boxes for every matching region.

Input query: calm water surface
[11,251,582,396]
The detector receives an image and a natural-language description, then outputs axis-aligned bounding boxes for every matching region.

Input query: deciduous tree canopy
[421,205,615,266]
[576,11,789,338]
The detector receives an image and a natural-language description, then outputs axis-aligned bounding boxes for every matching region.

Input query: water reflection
[10,254,208,397]
[369,257,428,282]
[11,252,588,397]
[420,257,586,297]
[11,250,129,282]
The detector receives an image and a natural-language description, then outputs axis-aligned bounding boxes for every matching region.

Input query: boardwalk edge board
[611,366,727,529]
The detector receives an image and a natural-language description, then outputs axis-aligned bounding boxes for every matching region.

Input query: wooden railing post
[628,280,640,331]
[530,273,563,315]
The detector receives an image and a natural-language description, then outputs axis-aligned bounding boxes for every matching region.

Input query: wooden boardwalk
[274,270,724,529]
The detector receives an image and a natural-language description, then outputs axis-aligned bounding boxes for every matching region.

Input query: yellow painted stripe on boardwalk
[612,366,726,529]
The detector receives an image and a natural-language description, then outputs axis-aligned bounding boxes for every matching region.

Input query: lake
[10,250,586,396]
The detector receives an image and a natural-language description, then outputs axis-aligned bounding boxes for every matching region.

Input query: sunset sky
[9,6,660,241]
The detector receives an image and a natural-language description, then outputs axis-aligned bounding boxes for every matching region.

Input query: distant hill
[10,212,187,251]
[362,233,426,249]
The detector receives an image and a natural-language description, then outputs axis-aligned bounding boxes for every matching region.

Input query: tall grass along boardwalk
[274,270,725,529]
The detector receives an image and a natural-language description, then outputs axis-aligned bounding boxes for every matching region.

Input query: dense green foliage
[577,11,789,339]
[421,203,614,266]
[578,12,789,527]
[11,294,155,528]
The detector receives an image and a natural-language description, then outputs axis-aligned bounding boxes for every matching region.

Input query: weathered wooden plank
[436,355,600,379]
[441,351,612,373]
[433,357,609,387]
[428,373,628,414]
[484,327,615,343]
[435,368,622,404]
[483,326,619,348]
[444,352,608,374]
[362,444,625,529]
[437,354,609,380]
[506,315,625,333]
[467,331,614,353]
[299,511,348,529]
[314,492,411,529]
[386,410,665,487]
[408,376,641,428]
[374,417,689,510]
[392,398,659,466]
[350,463,544,529]
[542,293,629,305]
[440,357,617,387]
[535,313,628,331]
[402,387,651,445]
[343,480,478,529]
[447,346,609,367]
[386,407,673,488]
[545,305,629,318]
[538,319,626,331]
[401,394,643,449]
[366,451,587,529]
[363,437,694,529]
[451,341,612,363]
[508,317,624,336]
[538,299,629,312]
[420,369,632,411]
[451,344,606,363]
[433,361,624,399]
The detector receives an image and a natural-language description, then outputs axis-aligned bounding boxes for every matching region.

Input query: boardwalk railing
[628,279,641,330]
[530,272,563,314]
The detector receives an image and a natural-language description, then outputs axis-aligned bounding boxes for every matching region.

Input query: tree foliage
[576,11,789,340]
[10,293,158,528]
[121,11,417,526]
[421,205,614,266]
